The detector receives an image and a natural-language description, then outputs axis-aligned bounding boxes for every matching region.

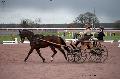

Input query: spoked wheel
[67,53,74,62]
[89,45,108,63]
[74,49,87,63]
[67,46,75,62]
[89,53,97,62]
[95,45,108,63]
[67,46,87,63]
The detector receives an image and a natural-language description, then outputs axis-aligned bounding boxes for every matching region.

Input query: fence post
[15,38,18,44]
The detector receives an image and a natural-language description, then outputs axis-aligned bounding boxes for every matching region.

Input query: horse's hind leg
[24,48,34,62]
[50,46,57,62]
[36,49,45,63]
[57,48,67,61]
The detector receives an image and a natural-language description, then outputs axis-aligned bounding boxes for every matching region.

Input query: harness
[33,35,66,47]
[39,38,66,47]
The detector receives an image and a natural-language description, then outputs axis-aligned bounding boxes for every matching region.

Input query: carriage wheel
[67,54,74,62]
[89,45,108,63]
[74,49,87,63]
[95,45,108,63]
[89,53,97,62]
[67,46,75,62]
[67,46,87,63]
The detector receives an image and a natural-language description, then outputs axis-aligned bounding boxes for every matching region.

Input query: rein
[38,38,66,47]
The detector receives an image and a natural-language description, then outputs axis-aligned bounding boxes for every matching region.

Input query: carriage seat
[83,37,98,42]
[89,36,98,41]
[83,40,92,42]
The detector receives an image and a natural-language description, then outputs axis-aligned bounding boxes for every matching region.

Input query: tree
[114,20,120,28]
[20,19,32,28]
[20,18,41,28]
[74,12,100,27]
[67,23,76,28]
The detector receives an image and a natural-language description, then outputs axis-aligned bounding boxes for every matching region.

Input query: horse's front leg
[24,48,34,62]
[36,49,45,63]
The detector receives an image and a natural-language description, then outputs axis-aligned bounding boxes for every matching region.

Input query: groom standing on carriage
[97,26,105,41]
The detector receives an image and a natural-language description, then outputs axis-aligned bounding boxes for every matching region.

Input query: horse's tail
[59,37,70,53]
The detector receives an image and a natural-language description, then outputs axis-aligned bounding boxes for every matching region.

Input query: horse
[18,29,70,63]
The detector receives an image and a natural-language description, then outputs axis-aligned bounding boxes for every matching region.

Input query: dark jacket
[97,32,105,41]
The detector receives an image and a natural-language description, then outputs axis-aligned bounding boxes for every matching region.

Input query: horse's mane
[22,29,34,35]
[34,34,44,39]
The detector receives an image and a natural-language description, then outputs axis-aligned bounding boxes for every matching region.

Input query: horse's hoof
[51,60,53,62]
[50,57,54,62]
[43,59,45,63]
[43,61,46,63]
[24,60,27,62]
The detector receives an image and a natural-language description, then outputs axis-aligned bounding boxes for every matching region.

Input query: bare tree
[114,20,120,28]
[20,18,41,28]
[20,19,29,28]
[74,12,99,27]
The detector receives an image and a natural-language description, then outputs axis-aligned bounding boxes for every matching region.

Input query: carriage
[66,37,108,63]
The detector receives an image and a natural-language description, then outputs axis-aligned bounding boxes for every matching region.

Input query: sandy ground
[0,42,120,79]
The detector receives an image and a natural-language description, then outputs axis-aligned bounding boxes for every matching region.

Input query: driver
[75,24,93,47]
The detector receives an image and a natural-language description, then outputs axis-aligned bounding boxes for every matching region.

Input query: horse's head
[19,29,34,43]
[19,30,25,43]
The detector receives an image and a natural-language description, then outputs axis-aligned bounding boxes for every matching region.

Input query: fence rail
[0,28,120,31]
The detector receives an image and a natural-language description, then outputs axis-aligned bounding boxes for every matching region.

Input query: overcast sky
[0,0,120,24]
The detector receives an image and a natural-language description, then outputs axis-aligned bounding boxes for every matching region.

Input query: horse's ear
[19,30,21,34]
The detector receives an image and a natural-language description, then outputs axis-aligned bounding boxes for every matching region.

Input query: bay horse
[18,29,70,63]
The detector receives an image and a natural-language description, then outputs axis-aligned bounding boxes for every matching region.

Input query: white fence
[2,38,120,48]
[0,27,120,31]
[1,28,120,47]
[3,38,18,44]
